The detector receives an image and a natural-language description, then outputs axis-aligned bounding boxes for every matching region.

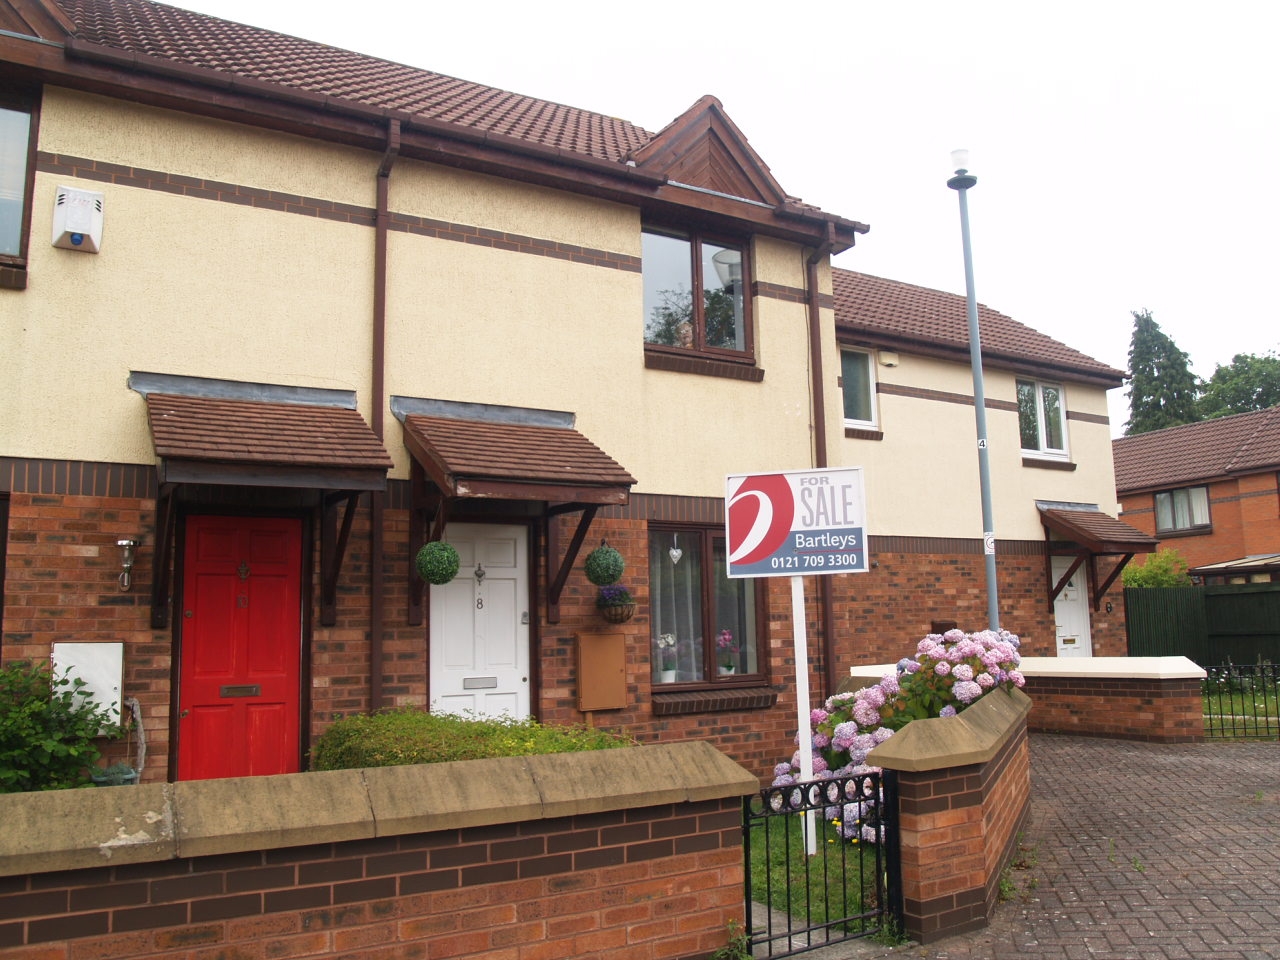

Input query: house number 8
[476,597,484,610]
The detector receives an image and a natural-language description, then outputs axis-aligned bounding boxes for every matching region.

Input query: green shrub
[1122,547,1193,587]
[0,661,121,793]
[310,710,636,771]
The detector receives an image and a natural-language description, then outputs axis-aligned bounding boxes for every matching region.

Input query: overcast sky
[181,0,1280,434]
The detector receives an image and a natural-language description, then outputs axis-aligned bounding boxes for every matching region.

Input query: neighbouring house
[831,271,1154,662]
[1114,406,1280,582]
[1,0,1149,790]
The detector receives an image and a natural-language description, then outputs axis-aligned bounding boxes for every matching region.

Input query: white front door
[1051,556,1093,657]
[429,523,531,718]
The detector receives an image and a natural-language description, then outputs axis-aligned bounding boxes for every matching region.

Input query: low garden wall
[850,655,1206,744]
[0,742,757,960]
[868,686,1032,944]
[1015,656,1206,742]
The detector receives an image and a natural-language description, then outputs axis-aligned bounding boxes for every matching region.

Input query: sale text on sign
[725,467,868,579]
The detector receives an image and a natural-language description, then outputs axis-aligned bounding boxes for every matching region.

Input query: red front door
[177,515,303,781]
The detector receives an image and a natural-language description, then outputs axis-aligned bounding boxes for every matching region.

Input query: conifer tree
[1124,310,1200,435]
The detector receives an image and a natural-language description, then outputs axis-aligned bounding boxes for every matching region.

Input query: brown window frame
[647,523,767,689]
[0,86,39,290]
[641,227,755,366]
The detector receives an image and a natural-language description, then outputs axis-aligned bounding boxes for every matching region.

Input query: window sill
[651,686,777,716]
[844,427,883,441]
[1021,456,1076,471]
[0,265,27,290]
[1155,526,1212,539]
[644,350,764,382]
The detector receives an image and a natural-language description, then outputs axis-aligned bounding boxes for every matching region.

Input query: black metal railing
[1203,662,1280,740]
[743,771,901,957]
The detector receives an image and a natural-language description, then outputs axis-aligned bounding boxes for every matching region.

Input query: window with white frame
[648,526,760,685]
[1155,486,1210,534]
[1017,378,1067,457]
[841,349,877,427]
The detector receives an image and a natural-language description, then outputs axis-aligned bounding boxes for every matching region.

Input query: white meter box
[52,185,104,253]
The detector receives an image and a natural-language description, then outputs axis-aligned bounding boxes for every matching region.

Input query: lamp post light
[947,149,1000,631]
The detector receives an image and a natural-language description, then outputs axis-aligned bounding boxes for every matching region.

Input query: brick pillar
[869,688,1032,944]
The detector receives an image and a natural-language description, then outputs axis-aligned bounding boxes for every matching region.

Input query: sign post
[726,467,867,854]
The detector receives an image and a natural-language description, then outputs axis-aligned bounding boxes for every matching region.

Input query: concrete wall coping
[848,655,1205,683]
[0,741,757,878]
[867,687,1032,773]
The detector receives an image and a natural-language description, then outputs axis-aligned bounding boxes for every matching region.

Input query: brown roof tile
[55,0,655,162]
[1112,406,1280,493]
[1040,507,1157,553]
[402,414,635,502]
[832,269,1123,386]
[145,393,393,468]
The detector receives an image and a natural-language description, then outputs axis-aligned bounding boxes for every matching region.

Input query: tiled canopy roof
[1039,507,1157,554]
[145,392,392,476]
[1112,406,1280,493]
[402,414,635,504]
[53,0,654,162]
[832,269,1124,386]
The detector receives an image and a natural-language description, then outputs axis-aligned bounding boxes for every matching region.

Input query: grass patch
[310,710,636,770]
[747,812,884,934]
[1202,673,1280,740]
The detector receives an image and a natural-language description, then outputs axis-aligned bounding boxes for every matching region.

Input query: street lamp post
[947,149,1000,632]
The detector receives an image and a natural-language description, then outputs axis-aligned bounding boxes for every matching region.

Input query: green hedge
[0,662,120,793]
[310,710,636,770]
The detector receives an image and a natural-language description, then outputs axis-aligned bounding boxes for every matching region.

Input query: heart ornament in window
[668,546,683,565]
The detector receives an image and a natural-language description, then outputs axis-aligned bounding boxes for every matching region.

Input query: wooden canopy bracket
[150,482,178,629]
[545,503,599,625]
[407,460,446,626]
[1045,549,1086,611]
[1092,553,1134,610]
[320,491,361,626]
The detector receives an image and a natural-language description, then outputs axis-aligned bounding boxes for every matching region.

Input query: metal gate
[743,770,902,957]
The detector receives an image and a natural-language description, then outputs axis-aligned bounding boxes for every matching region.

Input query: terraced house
[0,0,1150,785]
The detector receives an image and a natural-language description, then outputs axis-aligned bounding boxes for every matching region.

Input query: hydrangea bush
[773,628,1024,841]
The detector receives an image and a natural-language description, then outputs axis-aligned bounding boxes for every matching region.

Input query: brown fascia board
[837,324,1124,389]
[27,36,859,250]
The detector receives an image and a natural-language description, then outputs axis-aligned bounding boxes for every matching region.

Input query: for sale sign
[726,467,868,578]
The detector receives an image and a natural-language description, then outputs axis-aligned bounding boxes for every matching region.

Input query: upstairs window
[1155,486,1210,534]
[649,526,761,686]
[841,349,877,427]
[0,93,36,274]
[1017,378,1067,458]
[642,228,752,361]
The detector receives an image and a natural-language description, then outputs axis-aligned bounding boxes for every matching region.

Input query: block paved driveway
[854,733,1280,960]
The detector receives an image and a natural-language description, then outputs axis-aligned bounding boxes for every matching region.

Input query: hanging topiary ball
[416,541,460,585]
[584,542,625,585]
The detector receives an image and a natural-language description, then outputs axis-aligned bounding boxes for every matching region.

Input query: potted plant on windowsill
[656,633,677,682]
[716,629,738,675]
[596,584,636,623]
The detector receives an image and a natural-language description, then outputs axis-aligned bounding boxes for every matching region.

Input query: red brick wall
[1118,471,1280,571]
[0,798,743,960]
[0,469,1129,787]
[891,723,1030,944]
[1024,676,1204,742]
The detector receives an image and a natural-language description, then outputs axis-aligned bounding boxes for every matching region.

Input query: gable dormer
[627,95,788,207]
[0,0,76,41]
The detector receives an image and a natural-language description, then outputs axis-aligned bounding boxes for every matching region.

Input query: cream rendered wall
[836,351,1119,541]
[383,182,823,496]
[5,89,832,498]
[3,90,376,465]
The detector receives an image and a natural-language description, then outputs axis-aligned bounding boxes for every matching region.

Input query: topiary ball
[416,541,460,585]
[584,543,625,585]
